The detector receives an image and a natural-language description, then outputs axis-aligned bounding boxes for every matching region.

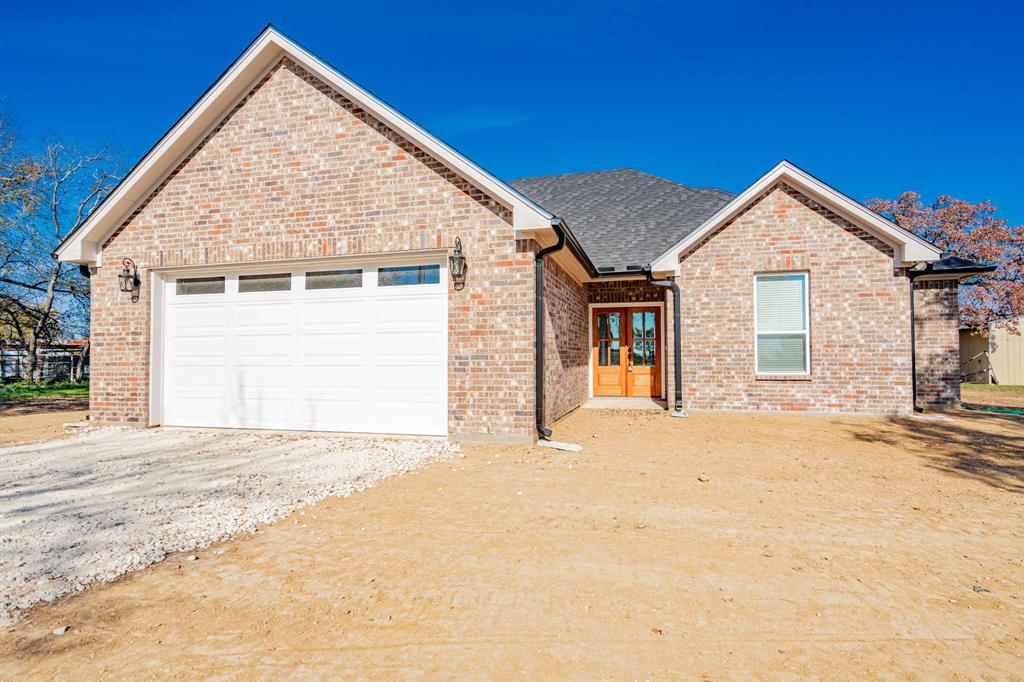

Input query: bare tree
[0,116,38,284]
[1,140,118,382]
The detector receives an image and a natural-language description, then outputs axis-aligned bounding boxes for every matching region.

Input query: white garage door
[159,262,447,436]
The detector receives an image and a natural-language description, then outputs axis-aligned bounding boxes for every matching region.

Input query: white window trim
[753,272,811,376]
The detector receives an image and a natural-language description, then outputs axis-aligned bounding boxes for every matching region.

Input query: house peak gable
[56,26,555,265]
[649,160,944,273]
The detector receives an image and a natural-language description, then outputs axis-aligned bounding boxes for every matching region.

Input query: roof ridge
[619,169,709,195]
[510,168,638,183]
[511,168,734,198]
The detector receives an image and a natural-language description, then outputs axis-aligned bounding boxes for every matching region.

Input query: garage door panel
[235,302,293,327]
[301,364,366,390]
[376,330,444,357]
[376,364,442,390]
[376,295,444,324]
[301,299,365,327]
[235,333,294,359]
[169,365,228,390]
[229,402,295,429]
[170,305,229,330]
[373,399,444,433]
[163,263,446,435]
[298,399,368,430]
[170,336,227,361]
[302,332,365,359]
[164,396,230,423]
[231,365,294,391]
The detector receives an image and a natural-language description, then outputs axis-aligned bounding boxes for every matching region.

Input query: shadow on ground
[847,410,1024,494]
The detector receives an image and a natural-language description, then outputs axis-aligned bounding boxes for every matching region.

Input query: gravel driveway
[0,427,456,623]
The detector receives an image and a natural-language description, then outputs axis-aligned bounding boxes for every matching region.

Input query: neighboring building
[960,322,1024,385]
[0,340,89,383]
[55,27,993,441]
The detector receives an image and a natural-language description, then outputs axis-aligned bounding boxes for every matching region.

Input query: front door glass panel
[631,311,657,366]
[596,312,621,366]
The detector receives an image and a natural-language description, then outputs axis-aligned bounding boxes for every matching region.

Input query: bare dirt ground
[0,408,88,447]
[0,427,456,622]
[1,409,1021,679]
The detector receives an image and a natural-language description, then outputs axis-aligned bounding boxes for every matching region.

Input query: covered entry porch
[586,279,671,402]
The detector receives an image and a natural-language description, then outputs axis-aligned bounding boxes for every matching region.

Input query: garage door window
[305,269,362,290]
[176,277,225,296]
[238,273,292,293]
[379,264,440,287]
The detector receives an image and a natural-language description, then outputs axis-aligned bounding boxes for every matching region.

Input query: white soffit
[649,160,943,273]
[56,26,555,264]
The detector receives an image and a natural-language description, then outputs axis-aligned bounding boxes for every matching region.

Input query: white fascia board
[57,238,98,264]
[56,27,552,264]
[649,161,943,273]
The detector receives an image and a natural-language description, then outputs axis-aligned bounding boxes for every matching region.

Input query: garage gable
[82,29,544,439]
[100,55,515,269]
[56,26,556,265]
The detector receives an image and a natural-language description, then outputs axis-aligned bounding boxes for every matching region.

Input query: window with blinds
[755,273,809,374]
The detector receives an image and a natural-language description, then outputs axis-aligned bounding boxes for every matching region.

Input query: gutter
[643,265,684,414]
[535,220,567,439]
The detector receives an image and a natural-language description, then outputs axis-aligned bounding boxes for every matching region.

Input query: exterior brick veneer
[92,58,536,439]
[587,280,664,304]
[88,57,965,434]
[914,280,961,408]
[674,182,914,414]
[542,259,589,423]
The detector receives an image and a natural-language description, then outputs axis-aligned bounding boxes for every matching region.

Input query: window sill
[755,374,812,382]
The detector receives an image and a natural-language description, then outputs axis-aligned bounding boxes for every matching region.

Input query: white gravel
[0,427,457,623]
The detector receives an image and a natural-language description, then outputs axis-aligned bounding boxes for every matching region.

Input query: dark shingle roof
[510,169,734,272]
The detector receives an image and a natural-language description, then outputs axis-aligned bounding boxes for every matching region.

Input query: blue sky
[3,1,1021,222]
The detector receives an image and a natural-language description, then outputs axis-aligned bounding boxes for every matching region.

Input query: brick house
[56,27,992,442]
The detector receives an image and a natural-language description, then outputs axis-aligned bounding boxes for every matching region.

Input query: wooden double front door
[592,306,661,397]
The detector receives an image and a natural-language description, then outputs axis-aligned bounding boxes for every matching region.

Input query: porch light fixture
[118,258,140,302]
[449,236,467,291]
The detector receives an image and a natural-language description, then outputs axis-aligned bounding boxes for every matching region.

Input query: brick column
[914,280,961,408]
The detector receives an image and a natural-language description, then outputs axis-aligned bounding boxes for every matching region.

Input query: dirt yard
[0,427,455,621]
[0,402,88,447]
[1,408,1021,679]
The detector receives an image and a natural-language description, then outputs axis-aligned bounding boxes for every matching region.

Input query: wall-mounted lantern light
[449,236,467,291]
[119,258,140,302]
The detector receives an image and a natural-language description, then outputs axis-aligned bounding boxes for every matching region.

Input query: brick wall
[588,279,664,304]
[675,182,913,414]
[93,57,536,438]
[914,280,961,408]
[542,258,589,424]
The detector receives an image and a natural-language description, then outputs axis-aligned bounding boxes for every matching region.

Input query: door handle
[627,346,633,372]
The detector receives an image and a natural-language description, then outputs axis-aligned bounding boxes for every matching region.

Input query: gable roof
[511,169,734,273]
[55,25,558,265]
[649,160,944,272]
